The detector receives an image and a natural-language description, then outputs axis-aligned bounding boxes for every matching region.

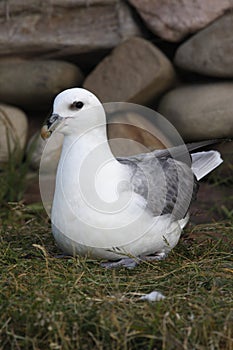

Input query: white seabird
[41,88,223,268]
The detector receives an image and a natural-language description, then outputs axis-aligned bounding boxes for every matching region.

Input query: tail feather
[191,151,223,181]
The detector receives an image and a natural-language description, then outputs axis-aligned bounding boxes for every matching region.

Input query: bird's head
[41,88,104,139]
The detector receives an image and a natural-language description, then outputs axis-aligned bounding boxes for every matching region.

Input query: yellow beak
[40,124,52,140]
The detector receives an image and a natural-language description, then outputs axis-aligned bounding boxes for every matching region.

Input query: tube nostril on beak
[47,113,60,129]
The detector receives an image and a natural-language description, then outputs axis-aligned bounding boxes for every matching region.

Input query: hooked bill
[41,124,52,140]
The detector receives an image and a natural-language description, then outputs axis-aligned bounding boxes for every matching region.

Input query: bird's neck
[55,124,128,205]
[61,124,114,164]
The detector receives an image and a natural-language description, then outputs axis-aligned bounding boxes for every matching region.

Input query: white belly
[51,188,186,260]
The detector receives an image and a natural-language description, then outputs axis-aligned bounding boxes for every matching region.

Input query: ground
[0,203,232,350]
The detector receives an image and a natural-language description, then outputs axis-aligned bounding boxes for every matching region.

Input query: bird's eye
[71,101,84,109]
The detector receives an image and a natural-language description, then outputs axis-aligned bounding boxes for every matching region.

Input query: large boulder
[107,109,170,157]
[0,103,28,165]
[28,132,64,213]
[28,132,63,173]
[84,37,176,104]
[0,59,83,109]
[0,0,141,58]
[175,12,233,77]
[158,83,233,141]
[129,0,233,42]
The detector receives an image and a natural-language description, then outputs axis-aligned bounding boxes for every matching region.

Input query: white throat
[55,123,129,207]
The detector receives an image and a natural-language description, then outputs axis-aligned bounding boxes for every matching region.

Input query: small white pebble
[139,290,165,302]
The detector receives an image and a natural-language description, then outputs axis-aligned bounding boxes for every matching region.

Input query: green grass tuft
[0,106,41,217]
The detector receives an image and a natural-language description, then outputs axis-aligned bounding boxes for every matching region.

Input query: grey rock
[108,111,168,157]
[84,37,176,104]
[0,59,83,109]
[158,83,233,141]
[28,131,63,213]
[28,132,63,172]
[129,0,233,42]
[0,103,28,165]
[175,12,233,77]
[0,0,141,58]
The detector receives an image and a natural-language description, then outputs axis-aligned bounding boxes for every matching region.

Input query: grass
[0,109,38,212]
[0,204,232,350]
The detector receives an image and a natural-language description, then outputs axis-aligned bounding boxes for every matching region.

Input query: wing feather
[116,141,215,219]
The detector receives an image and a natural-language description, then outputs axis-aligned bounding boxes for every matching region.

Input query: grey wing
[117,139,222,165]
[118,155,198,220]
